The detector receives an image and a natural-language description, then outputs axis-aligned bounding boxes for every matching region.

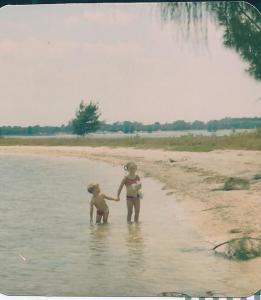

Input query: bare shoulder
[102,194,110,200]
[97,194,106,201]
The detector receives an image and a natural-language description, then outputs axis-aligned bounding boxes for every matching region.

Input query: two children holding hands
[88,162,142,224]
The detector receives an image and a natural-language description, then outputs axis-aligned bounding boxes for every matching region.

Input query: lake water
[0,154,260,296]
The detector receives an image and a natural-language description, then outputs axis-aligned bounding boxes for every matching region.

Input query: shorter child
[87,183,119,224]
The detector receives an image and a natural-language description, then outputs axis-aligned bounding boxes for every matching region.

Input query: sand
[1,145,261,246]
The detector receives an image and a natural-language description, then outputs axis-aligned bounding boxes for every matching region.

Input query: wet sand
[1,146,261,250]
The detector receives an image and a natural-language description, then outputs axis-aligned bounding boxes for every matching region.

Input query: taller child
[117,162,142,224]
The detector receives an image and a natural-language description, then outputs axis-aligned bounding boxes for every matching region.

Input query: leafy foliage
[71,101,101,136]
[214,237,261,260]
[211,2,261,81]
[159,2,261,81]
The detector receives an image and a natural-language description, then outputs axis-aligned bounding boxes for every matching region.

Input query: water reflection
[89,224,111,265]
[90,223,111,240]
[125,224,145,271]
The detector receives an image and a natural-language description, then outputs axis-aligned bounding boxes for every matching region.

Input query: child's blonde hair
[124,161,137,171]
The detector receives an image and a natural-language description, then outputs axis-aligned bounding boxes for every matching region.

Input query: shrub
[223,177,250,190]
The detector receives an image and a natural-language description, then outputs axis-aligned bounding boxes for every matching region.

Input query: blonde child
[88,183,119,224]
[117,162,142,224]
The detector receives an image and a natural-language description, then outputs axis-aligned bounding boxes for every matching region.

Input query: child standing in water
[88,183,119,224]
[117,162,142,224]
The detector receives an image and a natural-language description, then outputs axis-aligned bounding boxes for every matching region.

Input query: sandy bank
[1,145,261,246]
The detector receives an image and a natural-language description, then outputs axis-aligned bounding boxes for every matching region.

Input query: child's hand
[136,181,142,189]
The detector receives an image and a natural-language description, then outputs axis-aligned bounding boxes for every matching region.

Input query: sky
[0,3,260,126]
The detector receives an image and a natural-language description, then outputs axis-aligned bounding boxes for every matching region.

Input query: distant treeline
[101,117,261,133]
[1,117,261,136]
[0,125,71,136]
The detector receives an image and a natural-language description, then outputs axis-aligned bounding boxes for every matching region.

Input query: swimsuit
[127,195,140,201]
[125,175,141,200]
[97,207,109,216]
[124,175,140,186]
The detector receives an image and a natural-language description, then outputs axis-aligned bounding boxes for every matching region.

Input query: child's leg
[96,212,102,224]
[103,210,109,223]
[126,199,134,223]
[133,198,140,223]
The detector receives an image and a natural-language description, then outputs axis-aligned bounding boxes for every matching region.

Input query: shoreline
[1,145,261,246]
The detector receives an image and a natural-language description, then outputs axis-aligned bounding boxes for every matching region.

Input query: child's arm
[137,175,142,189]
[90,202,94,224]
[117,177,125,200]
[104,195,119,201]
[136,181,142,190]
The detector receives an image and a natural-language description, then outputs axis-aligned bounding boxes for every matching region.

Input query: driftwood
[213,237,261,250]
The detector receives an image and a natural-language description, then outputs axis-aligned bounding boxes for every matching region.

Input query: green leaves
[159,2,261,81]
[72,101,101,136]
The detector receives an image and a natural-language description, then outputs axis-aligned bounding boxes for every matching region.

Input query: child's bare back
[91,193,109,213]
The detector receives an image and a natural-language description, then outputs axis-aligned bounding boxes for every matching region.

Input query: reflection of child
[87,183,119,224]
[117,162,142,224]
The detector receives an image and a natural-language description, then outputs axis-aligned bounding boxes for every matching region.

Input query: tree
[159,2,261,81]
[71,101,101,136]
[207,120,219,132]
[122,121,135,134]
[192,120,206,130]
[172,120,190,130]
[211,2,261,81]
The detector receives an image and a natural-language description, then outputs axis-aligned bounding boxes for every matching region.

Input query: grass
[0,131,261,152]
[253,174,261,180]
[223,177,250,191]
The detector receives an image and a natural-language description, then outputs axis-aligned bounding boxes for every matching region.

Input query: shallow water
[0,154,260,296]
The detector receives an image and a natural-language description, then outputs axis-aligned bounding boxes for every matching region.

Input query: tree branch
[238,4,261,31]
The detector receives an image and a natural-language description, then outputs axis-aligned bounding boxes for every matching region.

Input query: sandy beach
[1,145,261,247]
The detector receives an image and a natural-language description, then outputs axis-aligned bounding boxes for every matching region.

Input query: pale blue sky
[0,3,260,126]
